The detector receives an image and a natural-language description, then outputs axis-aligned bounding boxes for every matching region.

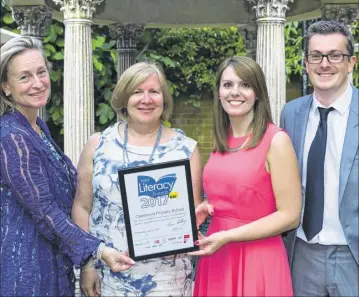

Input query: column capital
[108,23,145,49]
[321,4,358,26]
[247,0,293,20]
[11,5,52,37]
[52,0,104,20]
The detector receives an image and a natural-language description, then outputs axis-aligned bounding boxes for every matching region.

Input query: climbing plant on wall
[137,27,247,107]
[285,21,304,82]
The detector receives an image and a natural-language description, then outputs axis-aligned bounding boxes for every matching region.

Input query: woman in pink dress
[191,56,302,296]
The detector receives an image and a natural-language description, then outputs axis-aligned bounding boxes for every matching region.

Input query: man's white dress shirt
[297,82,352,245]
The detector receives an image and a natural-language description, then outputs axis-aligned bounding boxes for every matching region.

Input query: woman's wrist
[82,256,96,270]
[82,241,106,270]
[196,199,207,208]
[96,242,106,261]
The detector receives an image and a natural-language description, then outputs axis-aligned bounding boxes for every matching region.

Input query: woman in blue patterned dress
[0,37,135,297]
[72,62,203,296]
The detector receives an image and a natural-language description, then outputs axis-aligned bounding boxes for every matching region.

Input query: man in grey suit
[280,20,358,296]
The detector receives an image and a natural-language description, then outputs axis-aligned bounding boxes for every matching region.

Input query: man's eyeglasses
[306,53,351,64]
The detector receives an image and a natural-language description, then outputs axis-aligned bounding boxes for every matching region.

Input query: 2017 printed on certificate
[118,159,199,261]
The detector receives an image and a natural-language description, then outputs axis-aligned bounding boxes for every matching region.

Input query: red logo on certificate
[183,234,190,243]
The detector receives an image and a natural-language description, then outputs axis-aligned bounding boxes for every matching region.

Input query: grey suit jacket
[280,86,358,266]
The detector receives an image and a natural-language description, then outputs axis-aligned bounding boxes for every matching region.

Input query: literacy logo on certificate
[137,173,177,207]
[118,159,198,261]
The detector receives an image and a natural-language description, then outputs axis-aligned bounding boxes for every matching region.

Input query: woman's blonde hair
[0,36,51,116]
[111,62,173,121]
[213,56,273,153]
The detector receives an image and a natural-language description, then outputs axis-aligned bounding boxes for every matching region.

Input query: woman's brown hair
[213,56,273,153]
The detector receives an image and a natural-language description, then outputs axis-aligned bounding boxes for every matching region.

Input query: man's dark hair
[305,20,354,56]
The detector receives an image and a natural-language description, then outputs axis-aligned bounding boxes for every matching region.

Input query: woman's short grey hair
[0,36,51,116]
[305,20,354,56]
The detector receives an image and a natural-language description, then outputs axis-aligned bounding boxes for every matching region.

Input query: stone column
[247,0,293,125]
[108,23,145,79]
[52,0,104,165]
[11,5,52,120]
[238,24,258,61]
[321,4,359,84]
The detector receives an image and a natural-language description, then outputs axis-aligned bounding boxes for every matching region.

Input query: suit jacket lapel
[294,95,312,175]
[339,87,359,204]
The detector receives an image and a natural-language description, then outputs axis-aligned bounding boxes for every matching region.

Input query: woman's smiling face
[219,66,256,119]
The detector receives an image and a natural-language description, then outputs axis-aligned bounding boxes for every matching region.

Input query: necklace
[122,123,163,168]
[34,125,42,136]
[227,136,249,153]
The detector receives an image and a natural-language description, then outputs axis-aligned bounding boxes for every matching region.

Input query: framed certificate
[118,159,199,261]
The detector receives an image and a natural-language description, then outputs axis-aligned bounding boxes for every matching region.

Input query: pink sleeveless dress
[194,124,293,297]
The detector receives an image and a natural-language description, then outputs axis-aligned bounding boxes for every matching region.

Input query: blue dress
[89,122,197,296]
[0,111,101,296]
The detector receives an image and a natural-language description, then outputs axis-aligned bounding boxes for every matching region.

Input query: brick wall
[171,96,214,167]
[287,80,302,102]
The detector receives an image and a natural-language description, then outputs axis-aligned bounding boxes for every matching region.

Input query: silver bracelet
[96,242,106,261]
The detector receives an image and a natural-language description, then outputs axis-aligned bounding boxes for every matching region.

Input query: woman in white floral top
[72,62,203,297]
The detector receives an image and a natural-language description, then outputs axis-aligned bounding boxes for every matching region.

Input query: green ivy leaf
[101,40,116,50]
[52,51,64,60]
[44,49,51,57]
[99,114,107,124]
[110,50,118,71]
[44,25,58,43]
[44,44,57,53]
[104,88,112,102]
[93,56,103,71]
[108,110,115,120]
[96,102,115,125]
[2,13,14,25]
[162,57,176,67]
[50,69,62,82]
[54,23,64,35]
[55,38,65,47]
[52,110,61,121]
[96,102,110,115]
[97,77,108,88]
[92,36,106,50]
[149,53,161,60]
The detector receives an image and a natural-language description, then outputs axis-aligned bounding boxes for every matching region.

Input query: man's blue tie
[303,107,334,241]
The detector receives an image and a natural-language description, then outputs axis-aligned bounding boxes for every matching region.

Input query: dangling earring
[121,107,128,117]
[163,102,167,109]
